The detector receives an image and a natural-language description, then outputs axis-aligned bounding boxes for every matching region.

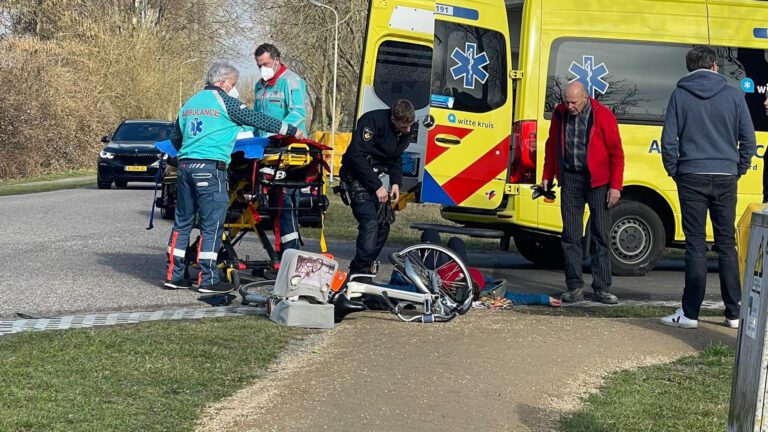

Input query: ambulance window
[431,21,507,113]
[716,47,768,132]
[545,39,691,125]
[373,41,432,110]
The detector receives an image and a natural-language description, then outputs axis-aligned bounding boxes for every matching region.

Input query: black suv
[97,120,173,189]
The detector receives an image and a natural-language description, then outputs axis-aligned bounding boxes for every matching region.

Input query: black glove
[377,200,396,225]
[531,183,556,201]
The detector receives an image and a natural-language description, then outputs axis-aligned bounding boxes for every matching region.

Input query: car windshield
[112,123,172,141]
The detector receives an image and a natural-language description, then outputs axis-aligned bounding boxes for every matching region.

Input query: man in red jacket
[541,81,625,304]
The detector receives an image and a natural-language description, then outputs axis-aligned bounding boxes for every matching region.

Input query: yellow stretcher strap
[319,212,327,253]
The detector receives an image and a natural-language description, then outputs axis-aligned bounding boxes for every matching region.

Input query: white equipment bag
[268,249,337,329]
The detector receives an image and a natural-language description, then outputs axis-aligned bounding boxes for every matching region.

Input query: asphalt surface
[0,183,725,319]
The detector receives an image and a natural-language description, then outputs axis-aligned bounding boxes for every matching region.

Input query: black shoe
[593,290,619,305]
[198,281,234,294]
[560,288,584,302]
[163,279,193,290]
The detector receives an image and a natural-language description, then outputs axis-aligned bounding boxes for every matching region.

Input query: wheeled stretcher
[154,135,331,297]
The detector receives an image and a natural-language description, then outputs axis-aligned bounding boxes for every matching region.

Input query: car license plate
[125,166,147,172]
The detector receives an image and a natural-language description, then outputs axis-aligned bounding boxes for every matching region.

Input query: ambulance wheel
[97,180,111,189]
[514,236,564,268]
[160,205,175,220]
[608,200,665,277]
[115,180,128,188]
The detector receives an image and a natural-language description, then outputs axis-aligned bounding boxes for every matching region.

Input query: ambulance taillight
[509,120,537,184]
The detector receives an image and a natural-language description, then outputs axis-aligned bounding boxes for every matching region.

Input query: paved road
[0,184,725,319]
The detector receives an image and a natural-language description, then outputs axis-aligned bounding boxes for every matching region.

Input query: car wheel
[608,200,665,277]
[161,205,175,220]
[115,180,128,188]
[514,236,564,267]
[97,180,111,189]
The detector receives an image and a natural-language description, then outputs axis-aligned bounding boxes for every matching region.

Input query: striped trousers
[560,170,612,292]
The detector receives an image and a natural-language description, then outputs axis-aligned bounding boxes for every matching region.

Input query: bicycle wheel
[388,243,474,315]
[238,280,276,306]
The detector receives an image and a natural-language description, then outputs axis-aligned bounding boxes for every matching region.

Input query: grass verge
[560,344,733,432]
[0,169,96,196]
[302,192,507,251]
[0,317,304,432]
[0,177,96,196]
[0,169,95,185]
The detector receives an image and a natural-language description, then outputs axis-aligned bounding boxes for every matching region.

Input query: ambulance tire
[608,200,665,277]
[514,236,564,268]
[115,180,128,188]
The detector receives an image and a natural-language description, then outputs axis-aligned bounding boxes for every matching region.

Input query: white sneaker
[660,308,698,329]
[725,318,740,329]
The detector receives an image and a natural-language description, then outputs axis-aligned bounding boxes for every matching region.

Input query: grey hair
[205,61,239,85]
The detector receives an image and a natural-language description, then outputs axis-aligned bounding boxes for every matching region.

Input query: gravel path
[195,311,736,432]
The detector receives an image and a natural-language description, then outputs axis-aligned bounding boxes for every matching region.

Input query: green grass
[0,169,96,196]
[0,317,304,432]
[302,192,506,251]
[0,178,96,196]
[560,344,733,432]
[0,169,95,185]
[518,305,725,319]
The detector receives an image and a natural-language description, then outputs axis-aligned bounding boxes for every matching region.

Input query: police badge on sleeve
[362,127,373,141]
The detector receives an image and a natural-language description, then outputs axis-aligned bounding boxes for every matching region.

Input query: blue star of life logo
[189,118,203,136]
[568,55,610,98]
[450,42,489,89]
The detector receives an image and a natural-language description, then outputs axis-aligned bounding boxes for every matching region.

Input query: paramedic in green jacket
[164,61,300,294]
[253,43,308,253]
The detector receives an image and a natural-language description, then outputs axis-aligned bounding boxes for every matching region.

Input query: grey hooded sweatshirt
[661,69,756,177]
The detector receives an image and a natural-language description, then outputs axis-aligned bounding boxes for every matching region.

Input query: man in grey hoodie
[660,46,756,330]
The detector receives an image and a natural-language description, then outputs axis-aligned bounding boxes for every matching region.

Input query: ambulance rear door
[354,0,435,194]
[421,0,513,208]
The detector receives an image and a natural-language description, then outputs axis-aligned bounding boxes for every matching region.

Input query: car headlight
[99,150,115,159]
[150,159,160,168]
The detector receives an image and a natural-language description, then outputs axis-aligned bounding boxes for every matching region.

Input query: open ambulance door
[420,0,513,209]
[707,0,767,202]
[354,0,435,195]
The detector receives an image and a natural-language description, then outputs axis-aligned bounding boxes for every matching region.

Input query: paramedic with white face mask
[253,43,310,254]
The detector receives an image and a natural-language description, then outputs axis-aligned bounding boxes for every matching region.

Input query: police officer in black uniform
[340,99,415,278]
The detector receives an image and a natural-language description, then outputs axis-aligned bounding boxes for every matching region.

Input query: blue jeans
[677,173,740,320]
[166,159,228,286]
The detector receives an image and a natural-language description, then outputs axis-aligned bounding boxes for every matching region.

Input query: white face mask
[227,86,239,99]
[260,65,276,81]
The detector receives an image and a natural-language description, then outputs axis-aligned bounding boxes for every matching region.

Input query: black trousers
[677,174,740,320]
[349,182,390,273]
[560,170,612,292]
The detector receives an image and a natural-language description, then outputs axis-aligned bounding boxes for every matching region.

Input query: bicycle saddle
[331,293,367,323]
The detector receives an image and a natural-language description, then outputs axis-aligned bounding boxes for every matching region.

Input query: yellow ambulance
[355,0,767,276]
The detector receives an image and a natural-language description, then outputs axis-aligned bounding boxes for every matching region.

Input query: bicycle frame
[340,244,475,323]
